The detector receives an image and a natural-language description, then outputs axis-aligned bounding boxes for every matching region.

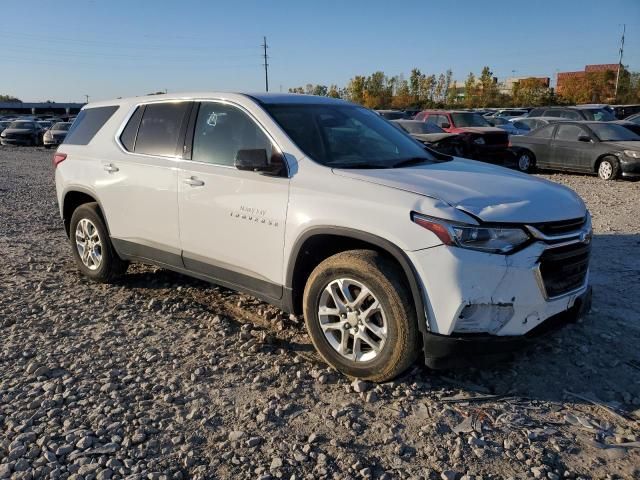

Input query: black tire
[597,156,620,181]
[69,203,128,282]
[516,149,535,173]
[303,250,419,382]
[44,145,52,149]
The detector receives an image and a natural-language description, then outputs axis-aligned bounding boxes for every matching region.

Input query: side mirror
[577,135,592,143]
[235,149,269,171]
[235,148,286,176]
[441,123,451,129]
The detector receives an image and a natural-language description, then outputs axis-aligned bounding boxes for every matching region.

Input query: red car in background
[414,110,511,162]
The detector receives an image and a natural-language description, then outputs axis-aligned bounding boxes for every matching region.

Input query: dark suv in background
[527,106,616,122]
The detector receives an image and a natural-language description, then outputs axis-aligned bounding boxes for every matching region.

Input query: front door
[551,123,593,171]
[177,101,290,300]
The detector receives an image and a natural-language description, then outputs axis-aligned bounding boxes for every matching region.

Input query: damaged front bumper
[407,234,592,368]
[421,286,591,368]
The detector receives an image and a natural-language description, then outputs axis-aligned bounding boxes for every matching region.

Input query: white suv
[54,93,592,381]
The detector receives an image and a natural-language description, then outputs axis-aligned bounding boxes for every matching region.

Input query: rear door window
[64,106,119,145]
[555,124,586,141]
[134,102,191,157]
[530,124,555,138]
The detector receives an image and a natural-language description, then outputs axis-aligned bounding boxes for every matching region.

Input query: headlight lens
[624,150,640,159]
[412,213,530,254]
[473,137,485,145]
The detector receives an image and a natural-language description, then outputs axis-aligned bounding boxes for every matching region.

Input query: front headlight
[623,150,640,159]
[473,137,485,145]
[412,213,530,254]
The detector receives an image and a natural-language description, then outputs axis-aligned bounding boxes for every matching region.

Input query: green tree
[0,95,21,102]
[463,72,477,108]
[409,68,423,102]
[434,74,446,104]
[391,79,412,109]
[346,75,366,105]
[363,71,390,108]
[478,66,498,107]
[312,85,328,96]
[512,78,552,106]
[327,84,341,98]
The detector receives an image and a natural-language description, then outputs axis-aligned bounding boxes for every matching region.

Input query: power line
[262,36,269,92]
[614,24,626,100]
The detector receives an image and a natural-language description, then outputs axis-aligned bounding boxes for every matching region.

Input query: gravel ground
[1,146,639,480]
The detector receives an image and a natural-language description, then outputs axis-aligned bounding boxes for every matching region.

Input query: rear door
[550,123,593,172]
[177,101,290,300]
[520,124,555,167]
[95,101,192,265]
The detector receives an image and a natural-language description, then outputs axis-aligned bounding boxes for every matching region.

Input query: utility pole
[262,36,269,92]
[614,24,625,100]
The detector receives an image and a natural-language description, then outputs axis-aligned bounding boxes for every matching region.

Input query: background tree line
[289,65,640,109]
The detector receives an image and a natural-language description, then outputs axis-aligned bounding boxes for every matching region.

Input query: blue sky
[2,0,639,102]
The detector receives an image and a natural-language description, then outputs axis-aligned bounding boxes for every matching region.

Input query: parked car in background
[510,116,565,133]
[0,120,44,146]
[391,119,464,155]
[510,121,640,179]
[376,109,410,120]
[414,110,510,161]
[0,120,12,135]
[489,109,528,119]
[614,120,640,137]
[624,113,640,125]
[486,116,521,135]
[43,122,72,148]
[403,108,421,119]
[527,106,616,121]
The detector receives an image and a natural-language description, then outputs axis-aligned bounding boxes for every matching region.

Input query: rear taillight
[508,140,512,147]
[53,153,67,168]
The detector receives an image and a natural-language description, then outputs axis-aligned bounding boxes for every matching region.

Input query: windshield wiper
[391,157,431,168]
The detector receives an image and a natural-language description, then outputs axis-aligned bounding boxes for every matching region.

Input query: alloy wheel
[317,278,387,362]
[75,218,103,270]
[518,153,531,172]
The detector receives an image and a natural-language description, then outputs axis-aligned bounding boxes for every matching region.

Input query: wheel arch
[285,227,429,339]
[593,153,618,174]
[62,187,110,238]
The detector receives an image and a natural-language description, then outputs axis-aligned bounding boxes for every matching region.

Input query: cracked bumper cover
[406,242,591,367]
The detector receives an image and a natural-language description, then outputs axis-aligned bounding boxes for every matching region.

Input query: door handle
[183,176,205,187]
[103,164,119,173]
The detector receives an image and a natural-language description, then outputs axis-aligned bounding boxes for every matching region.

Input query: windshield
[590,123,640,142]
[52,122,71,131]
[264,104,439,168]
[396,121,443,134]
[581,108,616,121]
[9,121,36,129]
[451,112,491,127]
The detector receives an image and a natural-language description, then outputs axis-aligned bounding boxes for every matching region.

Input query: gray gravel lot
[1,147,639,480]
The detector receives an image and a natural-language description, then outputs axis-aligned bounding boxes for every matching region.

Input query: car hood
[457,126,505,134]
[2,128,36,134]
[602,140,640,149]
[333,159,586,223]
[411,133,459,143]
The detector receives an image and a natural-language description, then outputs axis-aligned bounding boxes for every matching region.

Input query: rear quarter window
[64,106,119,145]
